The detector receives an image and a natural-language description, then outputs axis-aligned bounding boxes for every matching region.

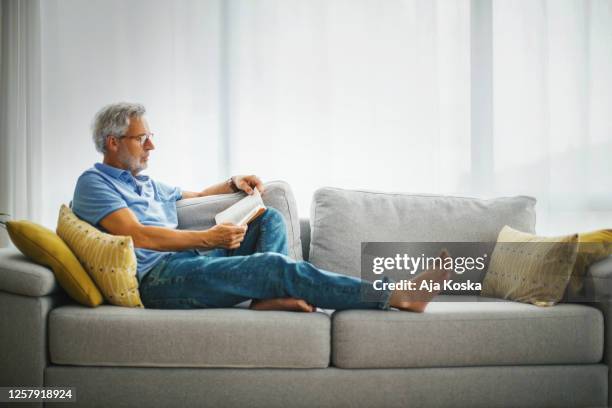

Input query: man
[72,102,449,312]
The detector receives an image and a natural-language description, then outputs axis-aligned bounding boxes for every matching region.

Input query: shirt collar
[94,163,150,182]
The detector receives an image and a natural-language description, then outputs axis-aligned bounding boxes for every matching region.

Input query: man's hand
[203,223,248,249]
[232,175,265,195]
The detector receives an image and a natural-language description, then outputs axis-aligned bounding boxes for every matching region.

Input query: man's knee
[263,207,285,227]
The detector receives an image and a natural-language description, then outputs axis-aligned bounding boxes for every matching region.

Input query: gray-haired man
[72,102,448,312]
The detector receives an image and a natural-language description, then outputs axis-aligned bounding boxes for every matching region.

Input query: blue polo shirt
[72,163,182,282]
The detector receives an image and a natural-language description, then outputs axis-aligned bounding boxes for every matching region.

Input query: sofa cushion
[308,188,536,291]
[49,306,331,368]
[177,181,303,260]
[482,226,579,306]
[6,220,104,306]
[331,296,603,368]
[0,247,60,297]
[57,205,143,308]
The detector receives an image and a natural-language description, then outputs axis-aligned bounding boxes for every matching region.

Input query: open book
[215,187,267,226]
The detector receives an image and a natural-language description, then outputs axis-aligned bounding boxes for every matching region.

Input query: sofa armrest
[0,291,68,390]
[0,248,61,297]
[176,180,304,260]
[0,248,70,392]
[587,255,612,300]
[584,255,612,407]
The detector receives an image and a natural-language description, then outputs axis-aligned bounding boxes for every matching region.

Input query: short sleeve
[154,180,182,202]
[72,172,128,226]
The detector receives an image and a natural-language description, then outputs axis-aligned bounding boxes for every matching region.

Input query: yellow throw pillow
[482,226,579,306]
[567,229,612,298]
[6,220,104,307]
[56,205,143,308]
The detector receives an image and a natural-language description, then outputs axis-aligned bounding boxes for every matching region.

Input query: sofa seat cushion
[49,306,331,368]
[332,296,603,368]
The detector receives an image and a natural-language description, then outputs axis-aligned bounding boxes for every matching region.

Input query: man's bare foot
[389,250,452,313]
[250,297,316,312]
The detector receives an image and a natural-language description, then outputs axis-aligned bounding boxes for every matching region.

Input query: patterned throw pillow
[482,226,579,306]
[56,204,143,307]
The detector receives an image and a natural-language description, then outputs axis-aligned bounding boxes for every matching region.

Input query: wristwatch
[228,176,240,193]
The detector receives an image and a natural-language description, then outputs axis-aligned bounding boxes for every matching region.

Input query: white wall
[40,0,225,227]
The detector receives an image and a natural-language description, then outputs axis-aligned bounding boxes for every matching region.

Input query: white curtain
[0,0,43,224]
[1,0,611,235]
[492,0,612,234]
[227,0,612,234]
[225,0,472,217]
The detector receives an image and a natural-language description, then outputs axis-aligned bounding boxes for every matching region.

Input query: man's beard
[118,149,147,174]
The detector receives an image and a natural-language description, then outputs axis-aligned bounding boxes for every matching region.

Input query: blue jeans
[139,208,392,310]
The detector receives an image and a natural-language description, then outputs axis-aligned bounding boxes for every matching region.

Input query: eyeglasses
[119,133,154,146]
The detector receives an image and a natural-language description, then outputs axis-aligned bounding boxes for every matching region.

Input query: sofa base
[45,364,607,408]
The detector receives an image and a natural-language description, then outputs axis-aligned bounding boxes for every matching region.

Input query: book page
[215,188,266,225]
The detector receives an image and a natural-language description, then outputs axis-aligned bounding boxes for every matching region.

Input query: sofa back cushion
[308,187,536,286]
[176,181,303,260]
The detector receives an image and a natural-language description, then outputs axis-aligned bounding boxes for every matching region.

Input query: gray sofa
[0,184,610,408]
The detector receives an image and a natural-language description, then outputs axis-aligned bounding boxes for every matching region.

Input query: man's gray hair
[92,102,146,153]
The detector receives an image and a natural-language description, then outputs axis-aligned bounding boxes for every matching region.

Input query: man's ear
[105,135,119,153]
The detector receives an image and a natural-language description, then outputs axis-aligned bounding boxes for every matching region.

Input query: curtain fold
[0,0,43,228]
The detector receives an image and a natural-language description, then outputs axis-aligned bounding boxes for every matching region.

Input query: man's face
[116,116,155,174]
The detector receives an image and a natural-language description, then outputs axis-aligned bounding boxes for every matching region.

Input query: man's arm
[181,179,234,199]
[99,207,247,251]
[181,175,265,199]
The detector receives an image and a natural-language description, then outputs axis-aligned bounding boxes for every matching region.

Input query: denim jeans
[139,208,392,310]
